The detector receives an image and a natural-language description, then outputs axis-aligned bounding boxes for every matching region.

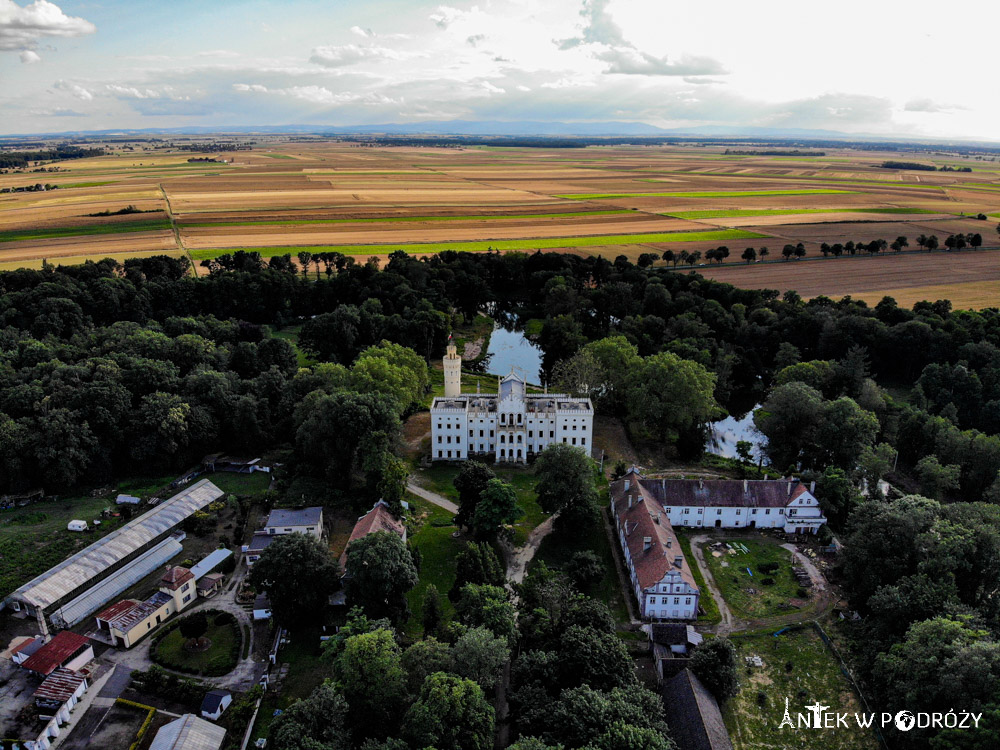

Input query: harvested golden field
[696,251,1000,308]
[2,138,999,311]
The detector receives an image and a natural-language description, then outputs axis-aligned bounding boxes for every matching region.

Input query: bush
[758,562,780,574]
[785,661,794,673]
[796,587,809,598]
[760,577,775,586]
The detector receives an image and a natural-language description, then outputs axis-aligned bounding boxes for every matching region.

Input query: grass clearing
[405,493,463,638]
[724,627,879,750]
[204,471,272,497]
[703,538,803,618]
[58,181,117,188]
[184,210,632,228]
[153,616,241,675]
[666,207,937,219]
[556,189,858,200]
[267,324,315,367]
[674,531,721,624]
[189,229,769,260]
[0,219,172,243]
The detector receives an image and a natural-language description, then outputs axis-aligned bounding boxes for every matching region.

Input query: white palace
[429,343,594,463]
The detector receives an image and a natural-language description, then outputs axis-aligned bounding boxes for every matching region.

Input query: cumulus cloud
[429,6,462,29]
[53,78,92,99]
[233,82,269,93]
[904,98,965,113]
[0,0,95,54]
[309,43,400,67]
[19,47,38,62]
[558,0,726,77]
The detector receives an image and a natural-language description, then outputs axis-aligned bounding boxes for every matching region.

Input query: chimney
[643,536,652,551]
[654,513,660,524]
[666,538,672,548]
[624,478,631,491]
[743,479,748,493]
[787,481,792,496]
[628,494,633,508]
[674,555,684,569]
[810,480,816,493]
[699,479,704,490]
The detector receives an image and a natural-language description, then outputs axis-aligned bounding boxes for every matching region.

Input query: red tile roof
[161,566,194,591]
[612,488,698,594]
[21,632,91,676]
[94,600,140,623]
[339,501,405,569]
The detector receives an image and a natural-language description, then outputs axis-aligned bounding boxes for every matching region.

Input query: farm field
[2,138,1000,305]
[696,250,1000,308]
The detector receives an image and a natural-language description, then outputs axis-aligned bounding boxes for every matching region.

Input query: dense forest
[5,249,1000,746]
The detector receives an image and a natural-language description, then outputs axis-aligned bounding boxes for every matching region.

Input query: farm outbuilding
[5,479,223,633]
[150,714,226,750]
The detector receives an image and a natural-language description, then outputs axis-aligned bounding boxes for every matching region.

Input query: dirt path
[505,513,557,584]
[406,480,459,513]
[690,534,740,634]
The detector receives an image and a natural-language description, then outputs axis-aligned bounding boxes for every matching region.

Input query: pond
[484,324,543,384]
[705,406,763,459]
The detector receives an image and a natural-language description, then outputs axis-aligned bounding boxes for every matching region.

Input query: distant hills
[3,120,997,146]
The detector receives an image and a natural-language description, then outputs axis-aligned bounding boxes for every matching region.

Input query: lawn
[404,493,463,638]
[0,474,176,599]
[666,207,936,219]
[184,210,632,228]
[702,538,804,619]
[153,615,241,675]
[674,531,721,625]
[723,627,880,750]
[556,189,857,199]
[0,219,172,243]
[206,471,273,497]
[188,229,769,260]
[267,324,315,367]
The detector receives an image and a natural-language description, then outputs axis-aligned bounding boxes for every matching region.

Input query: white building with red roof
[610,468,827,621]
[340,500,406,574]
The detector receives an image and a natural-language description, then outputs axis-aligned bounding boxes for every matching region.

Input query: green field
[556,189,858,200]
[667,207,937,219]
[206,471,273,497]
[724,627,879,750]
[0,218,171,243]
[703,538,803,618]
[190,229,769,260]
[184,209,632,228]
[58,181,116,188]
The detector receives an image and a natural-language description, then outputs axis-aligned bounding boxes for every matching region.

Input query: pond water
[484,324,543,384]
[705,406,763,459]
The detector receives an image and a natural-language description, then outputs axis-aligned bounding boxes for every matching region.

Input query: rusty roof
[612,475,808,509]
[340,501,405,569]
[21,632,90,676]
[34,667,87,704]
[94,599,140,622]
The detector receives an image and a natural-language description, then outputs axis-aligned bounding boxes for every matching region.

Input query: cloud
[53,78,92,100]
[0,0,95,52]
[558,0,726,77]
[683,76,723,85]
[19,47,38,62]
[904,98,964,113]
[596,48,726,76]
[309,43,400,67]
[31,106,84,116]
[233,82,268,93]
[429,6,462,29]
[466,33,485,47]
[351,25,373,38]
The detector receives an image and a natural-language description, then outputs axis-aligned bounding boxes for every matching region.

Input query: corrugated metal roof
[189,549,232,581]
[51,537,183,628]
[34,667,87,703]
[150,714,226,750]
[11,480,223,611]
[22,632,90,676]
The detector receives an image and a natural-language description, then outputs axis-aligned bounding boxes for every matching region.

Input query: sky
[1,0,997,139]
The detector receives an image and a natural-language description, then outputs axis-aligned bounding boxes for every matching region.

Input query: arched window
[500,434,506,444]
[516,449,522,459]
[517,434,523,443]
[517,413,522,424]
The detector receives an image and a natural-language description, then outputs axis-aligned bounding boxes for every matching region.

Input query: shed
[67,520,88,532]
[252,594,272,621]
[116,494,142,505]
[150,714,226,750]
[21,632,93,676]
[200,690,232,721]
[189,549,233,580]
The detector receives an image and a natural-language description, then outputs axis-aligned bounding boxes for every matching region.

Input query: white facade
[431,369,593,464]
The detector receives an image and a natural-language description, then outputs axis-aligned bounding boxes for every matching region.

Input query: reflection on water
[705,406,762,459]
[484,324,542,385]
